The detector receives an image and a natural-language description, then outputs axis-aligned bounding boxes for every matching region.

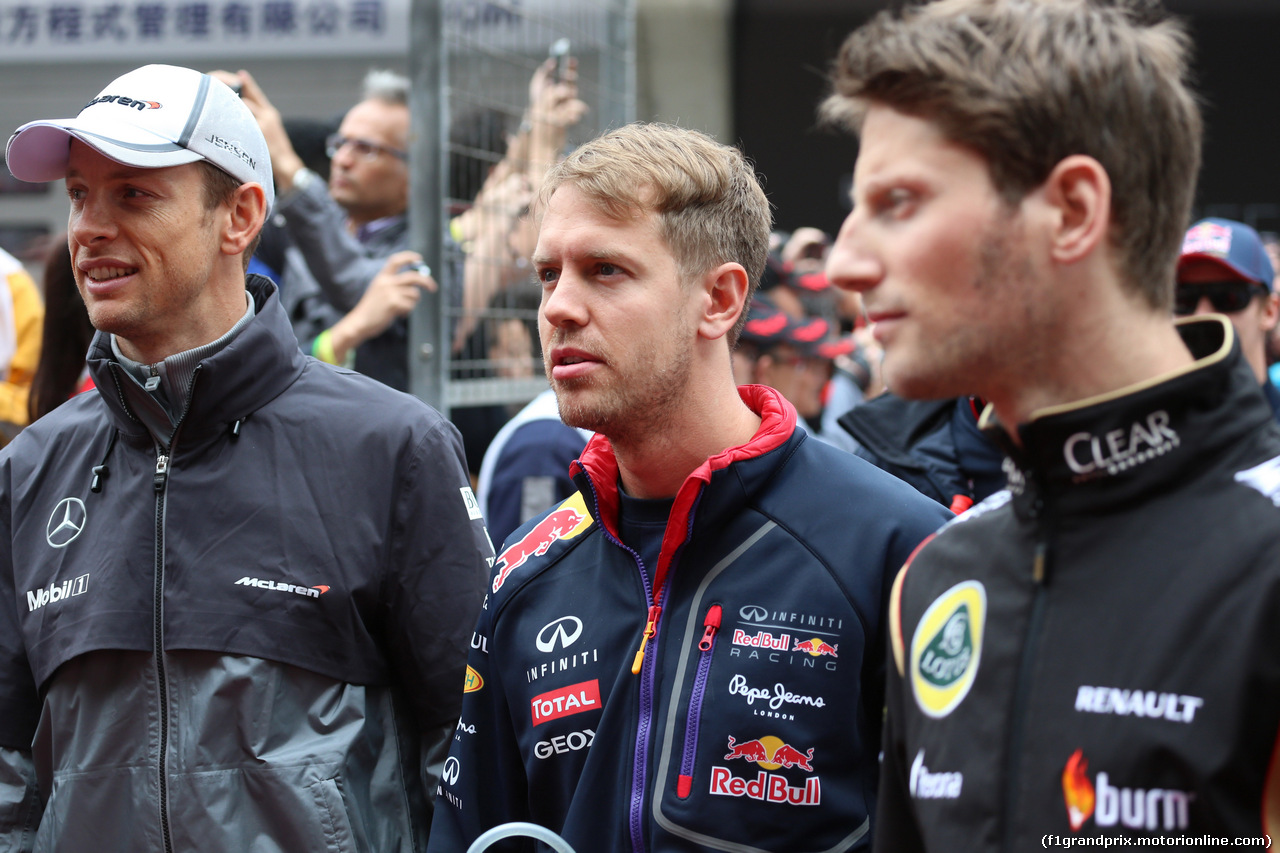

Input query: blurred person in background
[732,297,857,451]
[212,66,437,390]
[27,237,95,423]
[1175,218,1280,421]
[0,244,43,437]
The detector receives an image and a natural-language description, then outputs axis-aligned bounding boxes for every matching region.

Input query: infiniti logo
[442,757,461,786]
[739,605,769,622]
[536,616,584,653]
[46,498,87,548]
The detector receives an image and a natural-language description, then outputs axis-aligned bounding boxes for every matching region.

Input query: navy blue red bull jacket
[427,385,950,853]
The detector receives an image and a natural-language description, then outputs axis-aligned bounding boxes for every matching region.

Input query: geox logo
[28,574,90,612]
[235,577,330,599]
[86,94,161,110]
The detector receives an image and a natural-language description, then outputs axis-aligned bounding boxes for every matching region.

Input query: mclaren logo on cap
[85,95,162,111]
[910,580,986,718]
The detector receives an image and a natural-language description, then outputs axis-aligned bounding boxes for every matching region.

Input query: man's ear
[698,262,750,342]
[1041,154,1111,267]
[222,182,268,258]
[1262,291,1280,333]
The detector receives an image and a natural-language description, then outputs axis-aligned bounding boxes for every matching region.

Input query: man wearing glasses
[1176,217,1280,421]
[214,68,435,391]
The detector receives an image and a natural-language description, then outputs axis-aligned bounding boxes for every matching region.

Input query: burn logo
[1062,749,1193,833]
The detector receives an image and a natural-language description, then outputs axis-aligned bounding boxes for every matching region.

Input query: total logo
[1062,750,1193,833]
[530,679,601,726]
[910,580,986,718]
[711,735,821,806]
[533,728,595,759]
[492,494,593,594]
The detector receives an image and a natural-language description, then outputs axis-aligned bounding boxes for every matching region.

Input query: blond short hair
[825,0,1202,311]
[539,122,772,346]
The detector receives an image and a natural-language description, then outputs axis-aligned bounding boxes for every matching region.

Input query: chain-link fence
[408,0,635,416]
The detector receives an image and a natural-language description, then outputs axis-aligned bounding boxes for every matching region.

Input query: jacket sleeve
[385,416,491,728]
[0,458,42,849]
[0,748,39,852]
[873,565,927,853]
[425,590,533,853]
[277,179,393,313]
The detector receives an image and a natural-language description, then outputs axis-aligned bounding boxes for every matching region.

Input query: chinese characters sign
[0,0,408,59]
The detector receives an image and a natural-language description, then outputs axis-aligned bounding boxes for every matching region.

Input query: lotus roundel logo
[910,580,986,718]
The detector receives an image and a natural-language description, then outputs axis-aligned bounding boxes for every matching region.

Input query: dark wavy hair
[28,238,94,422]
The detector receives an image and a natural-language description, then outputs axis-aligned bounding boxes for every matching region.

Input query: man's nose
[825,211,881,293]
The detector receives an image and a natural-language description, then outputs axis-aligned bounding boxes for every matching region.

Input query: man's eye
[539,269,558,284]
[598,263,618,276]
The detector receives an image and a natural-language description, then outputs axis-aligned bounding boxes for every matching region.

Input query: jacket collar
[88,275,307,441]
[570,384,797,597]
[983,316,1276,518]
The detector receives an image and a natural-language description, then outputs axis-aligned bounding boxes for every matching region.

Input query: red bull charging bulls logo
[492,501,591,594]
[713,735,821,805]
[793,638,838,657]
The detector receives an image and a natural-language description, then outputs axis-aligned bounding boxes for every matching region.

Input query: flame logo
[1062,749,1096,832]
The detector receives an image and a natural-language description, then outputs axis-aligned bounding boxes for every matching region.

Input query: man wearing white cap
[0,65,490,850]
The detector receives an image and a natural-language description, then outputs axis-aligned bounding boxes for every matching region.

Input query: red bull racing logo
[492,496,592,594]
[793,638,838,657]
[712,735,821,805]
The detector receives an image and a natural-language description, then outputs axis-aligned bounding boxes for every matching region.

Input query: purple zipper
[677,604,721,797]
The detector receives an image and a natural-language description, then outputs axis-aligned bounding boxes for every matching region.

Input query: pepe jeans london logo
[910,580,986,718]
[46,497,87,548]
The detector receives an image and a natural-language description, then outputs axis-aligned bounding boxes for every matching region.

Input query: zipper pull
[699,604,722,651]
[144,363,161,392]
[631,605,662,674]
[154,454,170,492]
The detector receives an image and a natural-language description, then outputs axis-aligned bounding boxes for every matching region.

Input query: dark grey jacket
[0,276,490,851]
[275,176,413,391]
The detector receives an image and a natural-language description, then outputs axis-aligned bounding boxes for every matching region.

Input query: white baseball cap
[6,64,274,211]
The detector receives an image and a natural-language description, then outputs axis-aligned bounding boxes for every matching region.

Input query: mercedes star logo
[739,605,769,622]
[536,616,584,653]
[46,498,87,548]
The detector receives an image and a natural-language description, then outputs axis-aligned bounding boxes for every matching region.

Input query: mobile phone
[549,38,570,82]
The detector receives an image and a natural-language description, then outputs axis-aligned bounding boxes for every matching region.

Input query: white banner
[0,0,616,62]
[0,0,411,60]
